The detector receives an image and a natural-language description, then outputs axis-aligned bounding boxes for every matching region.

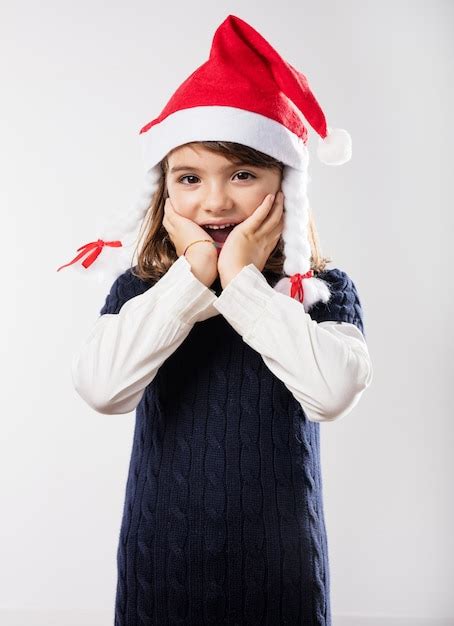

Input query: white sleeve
[212,263,373,423]
[71,255,217,415]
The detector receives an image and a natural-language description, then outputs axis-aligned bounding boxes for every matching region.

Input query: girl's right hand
[162,197,218,288]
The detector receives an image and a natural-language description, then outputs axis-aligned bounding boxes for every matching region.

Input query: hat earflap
[273,165,331,312]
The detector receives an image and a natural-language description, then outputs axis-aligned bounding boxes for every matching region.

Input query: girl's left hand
[217,190,284,288]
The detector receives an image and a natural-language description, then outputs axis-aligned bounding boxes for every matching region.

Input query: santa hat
[57,14,352,312]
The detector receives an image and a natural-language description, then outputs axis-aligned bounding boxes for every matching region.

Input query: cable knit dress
[97,263,368,626]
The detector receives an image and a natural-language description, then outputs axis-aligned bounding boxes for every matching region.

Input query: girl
[59,15,373,626]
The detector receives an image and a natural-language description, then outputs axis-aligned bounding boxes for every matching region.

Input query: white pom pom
[317,127,352,166]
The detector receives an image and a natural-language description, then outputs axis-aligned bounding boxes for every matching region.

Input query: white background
[1,0,452,624]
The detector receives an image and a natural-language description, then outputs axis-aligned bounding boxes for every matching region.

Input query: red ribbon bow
[56,239,122,272]
[289,269,314,302]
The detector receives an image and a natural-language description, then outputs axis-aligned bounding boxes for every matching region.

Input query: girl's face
[165,144,282,232]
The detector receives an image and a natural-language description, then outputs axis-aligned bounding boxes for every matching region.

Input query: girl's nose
[203,189,234,212]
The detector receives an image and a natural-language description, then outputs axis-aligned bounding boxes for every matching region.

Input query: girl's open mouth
[202,224,236,244]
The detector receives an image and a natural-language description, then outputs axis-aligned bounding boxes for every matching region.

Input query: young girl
[59,15,373,626]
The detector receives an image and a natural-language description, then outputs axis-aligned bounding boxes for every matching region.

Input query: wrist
[183,239,217,258]
[220,265,244,289]
[184,243,218,287]
[184,242,218,265]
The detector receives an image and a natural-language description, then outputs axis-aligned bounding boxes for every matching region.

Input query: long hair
[131,141,331,283]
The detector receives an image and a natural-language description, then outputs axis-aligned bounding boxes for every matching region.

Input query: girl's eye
[233,171,256,181]
[178,175,200,184]
[178,171,256,185]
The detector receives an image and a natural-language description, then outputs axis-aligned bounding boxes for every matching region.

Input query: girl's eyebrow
[169,162,256,174]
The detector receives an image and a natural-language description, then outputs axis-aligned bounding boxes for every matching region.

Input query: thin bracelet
[183,239,219,256]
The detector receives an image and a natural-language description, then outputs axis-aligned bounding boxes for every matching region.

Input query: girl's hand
[163,197,219,288]
[217,191,284,288]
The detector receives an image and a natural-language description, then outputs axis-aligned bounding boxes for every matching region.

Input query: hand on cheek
[217,190,284,289]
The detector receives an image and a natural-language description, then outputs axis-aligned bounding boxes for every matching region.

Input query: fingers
[242,193,276,230]
[258,190,284,231]
[270,215,284,240]
[261,192,279,219]
[163,197,173,215]
[163,197,177,229]
[164,197,186,222]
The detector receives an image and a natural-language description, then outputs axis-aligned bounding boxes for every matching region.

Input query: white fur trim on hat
[140,106,309,173]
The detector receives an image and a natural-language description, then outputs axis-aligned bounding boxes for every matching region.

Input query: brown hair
[131,141,331,284]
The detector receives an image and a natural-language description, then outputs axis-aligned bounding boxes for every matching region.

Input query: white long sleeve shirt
[72,255,373,421]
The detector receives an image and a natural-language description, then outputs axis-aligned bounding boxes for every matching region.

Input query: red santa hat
[57,14,352,311]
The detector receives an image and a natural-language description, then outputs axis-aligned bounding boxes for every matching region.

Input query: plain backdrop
[1,1,453,624]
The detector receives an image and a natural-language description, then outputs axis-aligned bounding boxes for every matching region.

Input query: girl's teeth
[206,224,235,230]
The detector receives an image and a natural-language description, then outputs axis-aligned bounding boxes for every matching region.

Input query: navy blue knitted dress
[99,265,365,626]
